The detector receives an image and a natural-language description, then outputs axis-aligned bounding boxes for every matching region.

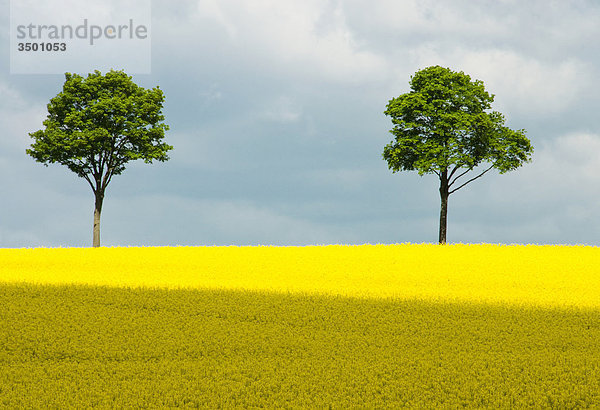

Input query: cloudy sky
[1,0,599,247]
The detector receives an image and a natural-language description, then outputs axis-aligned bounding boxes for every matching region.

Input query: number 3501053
[17,42,67,51]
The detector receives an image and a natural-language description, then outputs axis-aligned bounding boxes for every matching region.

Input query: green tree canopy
[383,65,533,244]
[27,69,172,247]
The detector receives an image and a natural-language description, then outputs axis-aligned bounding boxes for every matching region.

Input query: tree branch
[65,158,96,193]
[101,158,115,191]
[97,151,106,179]
[82,173,96,193]
[448,165,460,181]
[448,167,473,188]
[448,164,494,195]
[89,154,99,177]
[101,136,120,191]
[103,169,116,191]
[113,135,130,156]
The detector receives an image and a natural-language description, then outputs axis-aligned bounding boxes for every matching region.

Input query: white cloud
[348,0,600,117]
[459,52,591,116]
[355,0,600,53]
[0,81,46,153]
[3,0,600,247]
[261,95,302,123]
[102,195,353,246]
[473,132,600,207]
[0,80,28,109]
[455,131,600,244]
[530,132,600,191]
[12,0,113,23]
[196,0,238,39]
[356,0,510,39]
[407,46,592,116]
[190,0,388,83]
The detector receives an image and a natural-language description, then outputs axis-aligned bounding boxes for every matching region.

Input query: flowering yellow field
[3,244,600,407]
[1,243,599,308]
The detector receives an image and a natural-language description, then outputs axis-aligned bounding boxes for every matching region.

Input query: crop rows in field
[2,283,600,408]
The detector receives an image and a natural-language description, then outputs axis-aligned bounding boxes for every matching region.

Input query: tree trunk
[438,170,449,245]
[93,190,104,247]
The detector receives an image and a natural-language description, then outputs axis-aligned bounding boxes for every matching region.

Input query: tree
[383,66,533,244]
[27,70,172,247]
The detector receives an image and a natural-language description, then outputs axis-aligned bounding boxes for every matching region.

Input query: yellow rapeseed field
[3,244,600,407]
[1,243,599,308]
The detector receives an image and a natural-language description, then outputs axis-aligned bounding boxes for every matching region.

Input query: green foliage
[383,65,533,180]
[26,70,171,193]
[2,283,600,408]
